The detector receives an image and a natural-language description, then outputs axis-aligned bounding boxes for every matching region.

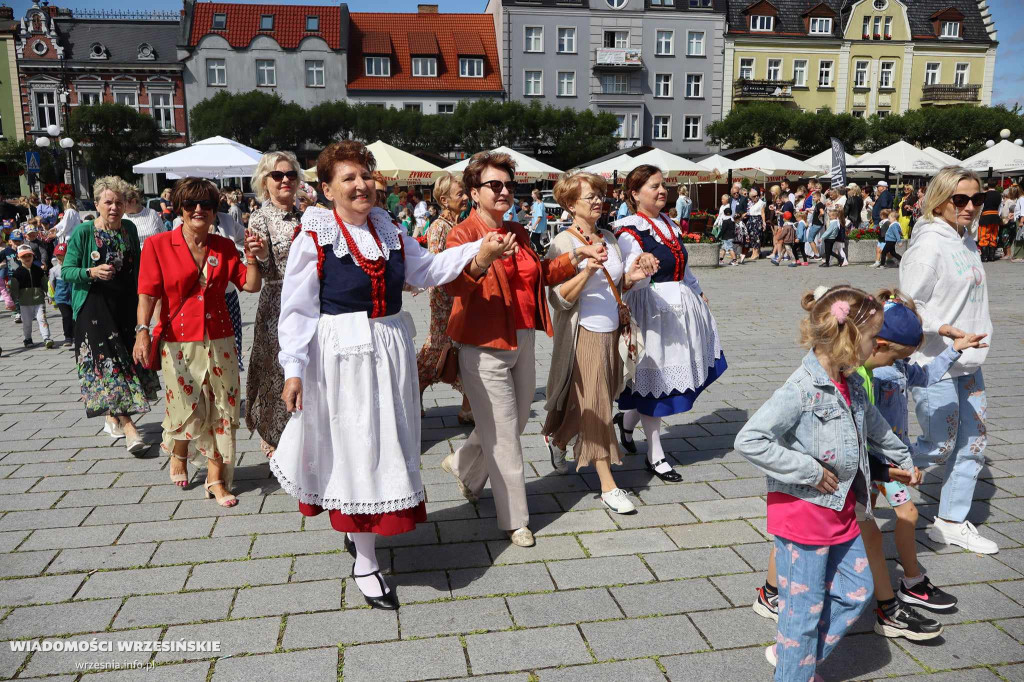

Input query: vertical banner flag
[830,137,847,188]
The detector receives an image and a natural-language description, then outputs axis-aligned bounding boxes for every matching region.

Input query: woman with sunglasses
[62,176,160,454]
[900,166,996,554]
[245,152,305,458]
[441,151,608,547]
[134,178,268,507]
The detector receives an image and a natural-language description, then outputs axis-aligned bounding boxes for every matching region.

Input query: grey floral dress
[244,203,301,454]
[76,226,160,417]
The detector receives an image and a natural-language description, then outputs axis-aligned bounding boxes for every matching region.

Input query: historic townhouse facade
[487,0,726,155]
[345,5,504,114]
[178,1,350,112]
[0,8,29,194]
[723,0,997,118]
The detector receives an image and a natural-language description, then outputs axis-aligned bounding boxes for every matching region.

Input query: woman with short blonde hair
[251,151,304,204]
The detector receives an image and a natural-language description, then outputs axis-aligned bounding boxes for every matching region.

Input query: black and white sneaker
[752,585,779,622]
[897,576,958,612]
[873,601,943,641]
[546,436,569,475]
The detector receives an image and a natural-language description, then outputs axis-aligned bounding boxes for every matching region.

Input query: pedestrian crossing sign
[25,151,41,174]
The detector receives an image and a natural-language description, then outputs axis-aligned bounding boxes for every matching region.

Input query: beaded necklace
[335,210,389,318]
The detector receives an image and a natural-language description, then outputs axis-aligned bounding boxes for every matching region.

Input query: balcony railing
[594,48,643,70]
[734,78,795,100]
[921,83,980,102]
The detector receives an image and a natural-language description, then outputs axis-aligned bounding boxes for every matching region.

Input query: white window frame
[557,71,576,97]
[404,103,422,112]
[879,60,895,89]
[739,58,754,80]
[793,59,807,87]
[305,59,326,87]
[683,115,701,141]
[604,30,628,48]
[411,57,437,78]
[524,70,543,96]
[940,21,960,38]
[852,109,865,118]
[437,103,455,114]
[750,15,774,31]
[614,114,626,139]
[114,91,138,109]
[255,59,277,87]
[33,89,59,130]
[655,30,674,56]
[809,17,832,35]
[924,62,940,85]
[686,30,705,56]
[629,113,640,139]
[150,91,174,131]
[853,60,869,88]
[862,16,870,36]
[653,115,671,141]
[685,73,703,98]
[884,16,892,37]
[78,91,101,106]
[766,58,781,81]
[206,58,227,86]
[954,62,969,87]
[524,26,543,53]
[818,60,833,87]
[365,56,390,77]
[459,57,484,78]
[600,73,628,94]
[557,27,576,54]
[654,73,672,98]
[873,16,881,36]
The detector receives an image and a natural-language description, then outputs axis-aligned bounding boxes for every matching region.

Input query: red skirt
[298,500,426,536]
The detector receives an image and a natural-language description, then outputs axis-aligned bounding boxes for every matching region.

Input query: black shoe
[343,533,357,560]
[645,458,683,483]
[819,263,830,268]
[613,412,637,455]
[23,338,32,347]
[897,576,958,612]
[352,568,399,610]
[873,601,942,640]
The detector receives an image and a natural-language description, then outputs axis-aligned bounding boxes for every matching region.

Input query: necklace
[639,212,684,281]
[335,210,389,318]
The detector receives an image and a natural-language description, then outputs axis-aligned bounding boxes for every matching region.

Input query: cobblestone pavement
[0,260,1022,682]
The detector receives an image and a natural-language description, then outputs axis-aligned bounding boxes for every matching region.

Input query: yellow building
[723,0,997,117]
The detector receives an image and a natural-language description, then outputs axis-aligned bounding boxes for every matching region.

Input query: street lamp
[34,125,76,188]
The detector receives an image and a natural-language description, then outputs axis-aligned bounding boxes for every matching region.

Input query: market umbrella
[960,140,1024,175]
[732,148,820,183]
[803,148,860,173]
[923,146,960,167]
[697,153,758,179]
[304,140,443,185]
[445,146,562,182]
[582,149,717,183]
[849,140,944,177]
[132,136,263,179]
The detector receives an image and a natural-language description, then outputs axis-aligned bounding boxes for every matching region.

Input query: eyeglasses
[477,180,516,194]
[268,170,299,182]
[182,199,217,212]
[949,192,985,208]
[581,194,604,204]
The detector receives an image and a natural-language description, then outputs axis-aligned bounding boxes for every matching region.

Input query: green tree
[706,102,797,149]
[789,108,869,154]
[0,139,61,191]
[67,102,164,181]
[189,90,308,150]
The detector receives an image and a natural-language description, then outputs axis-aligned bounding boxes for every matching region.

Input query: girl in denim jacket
[735,286,913,682]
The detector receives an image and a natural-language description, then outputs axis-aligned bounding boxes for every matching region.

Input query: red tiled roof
[363,31,392,54]
[348,12,503,93]
[408,32,439,55]
[188,3,342,50]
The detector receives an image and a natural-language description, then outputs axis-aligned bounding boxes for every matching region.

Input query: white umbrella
[305,140,443,185]
[446,146,562,182]
[804,148,860,173]
[850,140,944,177]
[697,153,758,179]
[581,148,717,183]
[923,146,960,167]
[960,140,1024,175]
[732,148,820,182]
[132,136,264,179]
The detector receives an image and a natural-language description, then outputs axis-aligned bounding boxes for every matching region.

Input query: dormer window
[260,14,274,31]
[750,15,774,31]
[306,15,319,31]
[809,17,832,34]
[365,56,390,77]
[89,42,108,60]
[137,43,155,60]
[212,13,226,29]
[940,20,960,38]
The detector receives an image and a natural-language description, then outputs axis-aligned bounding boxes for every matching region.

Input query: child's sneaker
[873,600,943,641]
[729,260,739,266]
[770,258,780,266]
[870,261,881,268]
[23,338,32,347]
[44,339,54,349]
[765,644,777,667]
[788,263,800,268]
[897,576,958,611]
[13,314,21,323]
[752,585,779,622]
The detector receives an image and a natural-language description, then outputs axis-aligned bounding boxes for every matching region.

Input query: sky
[10,0,1023,109]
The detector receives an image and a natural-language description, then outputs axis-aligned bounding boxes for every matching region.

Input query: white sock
[640,414,671,473]
[901,573,926,589]
[351,532,389,598]
[622,409,641,442]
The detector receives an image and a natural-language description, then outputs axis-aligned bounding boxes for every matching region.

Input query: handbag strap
[564,227,625,308]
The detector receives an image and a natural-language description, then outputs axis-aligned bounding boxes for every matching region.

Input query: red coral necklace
[639,212,684,281]
[335,210,389,318]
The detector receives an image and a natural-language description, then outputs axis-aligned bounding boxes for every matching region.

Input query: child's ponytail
[799,285,883,372]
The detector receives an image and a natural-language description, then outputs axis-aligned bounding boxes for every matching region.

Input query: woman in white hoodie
[899,166,996,555]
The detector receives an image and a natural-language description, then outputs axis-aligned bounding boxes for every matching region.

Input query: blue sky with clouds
[11,0,1023,108]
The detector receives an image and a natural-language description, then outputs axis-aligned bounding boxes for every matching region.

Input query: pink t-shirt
[766,375,860,546]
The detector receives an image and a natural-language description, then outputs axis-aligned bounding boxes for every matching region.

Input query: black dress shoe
[613,412,637,455]
[343,533,357,560]
[352,568,400,610]
[646,458,683,483]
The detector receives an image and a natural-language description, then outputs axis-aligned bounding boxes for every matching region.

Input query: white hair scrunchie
[813,285,830,301]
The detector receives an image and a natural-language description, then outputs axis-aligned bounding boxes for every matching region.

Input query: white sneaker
[927,518,999,554]
[103,420,124,439]
[765,644,777,668]
[601,488,636,514]
[870,261,881,268]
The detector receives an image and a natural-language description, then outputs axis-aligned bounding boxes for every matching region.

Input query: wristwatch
[134,324,150,334]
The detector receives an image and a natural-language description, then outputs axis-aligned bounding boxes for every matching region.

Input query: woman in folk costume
[271,141,516,609]
[611,164,728,482]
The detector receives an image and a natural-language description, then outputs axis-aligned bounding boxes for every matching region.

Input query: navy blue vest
[617,227,688,284]
[319,243,406,317]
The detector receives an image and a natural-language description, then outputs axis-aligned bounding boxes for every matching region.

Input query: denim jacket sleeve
[734,382,824,487]
[905,346,960,388]
[863,401,914,471]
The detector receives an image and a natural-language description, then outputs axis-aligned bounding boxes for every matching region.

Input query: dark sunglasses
[269,170,299,182]
[478,180,516,194]
[182,199,217,212]
[949,192,985,208]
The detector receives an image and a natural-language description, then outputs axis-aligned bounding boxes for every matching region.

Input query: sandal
[203,479,237,507]
[169,453,189,487]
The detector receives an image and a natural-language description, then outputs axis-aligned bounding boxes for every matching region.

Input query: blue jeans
[774,534,873,682]
[911,369,987,522]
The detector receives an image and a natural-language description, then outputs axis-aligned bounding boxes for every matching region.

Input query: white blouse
[576,234,624,333]
[747,199,765,218]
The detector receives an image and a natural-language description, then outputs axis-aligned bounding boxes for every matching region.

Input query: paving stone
[344,636,466,682]
[57,487,148,508]
[0,549,56,578]
[6,461,92,478]
[114,589,234,628]
[610,502,697,529]
[119,517,215,544]
[466,625,592,674]
[0,529,29,552]
[581,614,706,660]
[0,598,120,638]
[0,491,63,512]
[438,517,513,543]
[85,662,211,682]
[211,648,338,682]
[1001,664,1024,682]
[636,482,722,505]
[449,562,554,597]
[186,557,292,590]
[249,528,348,558]
[81,500,179,526]
[689,606,777,648]
[158,617,281,662]
[231,579,342,618]
[547,555,654,589]
[400,596,512,638]
[282,608,398,648]
[486,534,586,565]
[999,617,1024,644]
[905,622,1024,670]
[78,565,190,599]
[292,552,365,582]
[535,660,666,682]
[17,628,162,677]
[150,535,251,565]
[392,541,490,573]
[919,551,1022,585]
[531,509,618,535]
[20,523,124,550]
[48,542,156,573]
[663,519,766,548]
[507,587,621,627]
[31,473,119,491]
[211,511,300,537]
[686,496,766,521]
[994,580,1024,607]
[643,547,752,580]
[709,571,764,607]
[611,577,731,617]
[344,569,449,608]
[578,527,676,557]
[0,573,84,606]
[929,583,1024,625]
